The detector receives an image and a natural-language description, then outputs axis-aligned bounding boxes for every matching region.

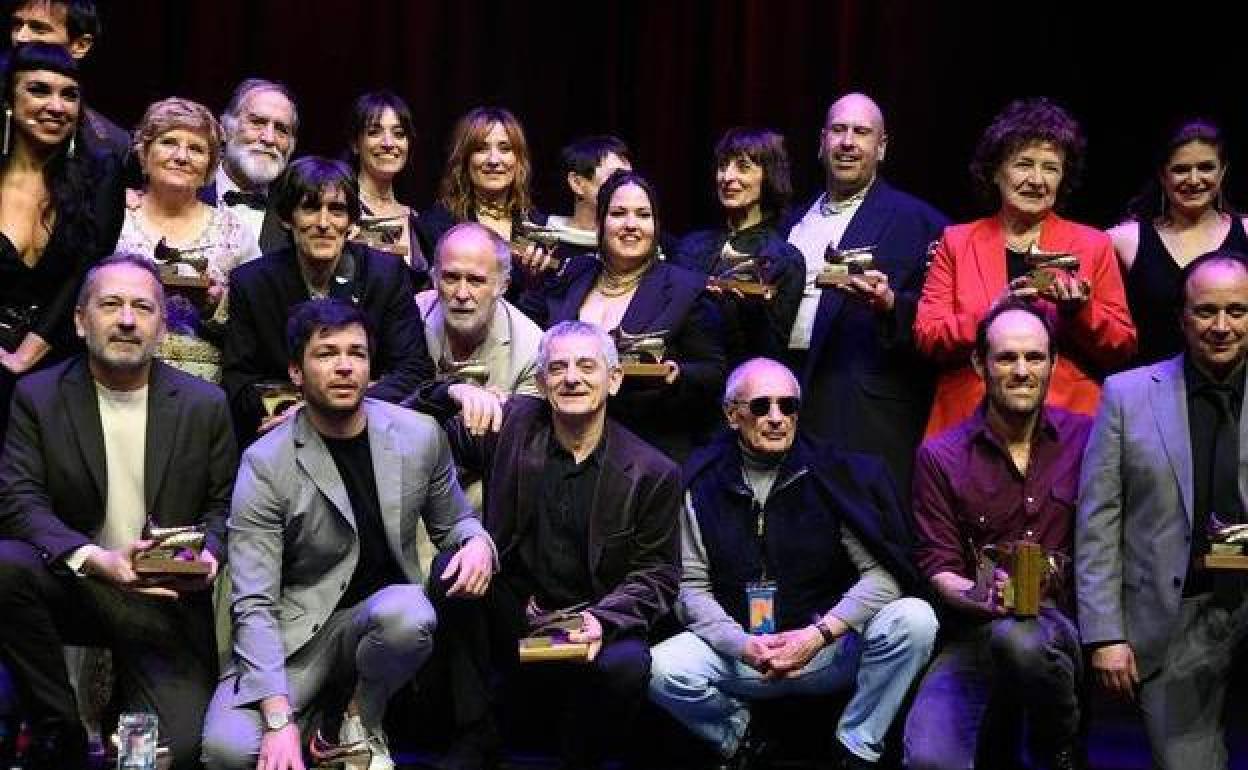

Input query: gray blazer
[225,398,487,706]
[1076,354,1248,676]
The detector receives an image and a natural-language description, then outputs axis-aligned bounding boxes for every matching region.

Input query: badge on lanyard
[746,580,777,634]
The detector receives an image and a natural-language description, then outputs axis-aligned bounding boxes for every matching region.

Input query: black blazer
[540,257,726,462]
[412,201,547,263]
[0,357,237,562]
[781,179,948,500]
[447,396,680,641]
[221,243,435,441]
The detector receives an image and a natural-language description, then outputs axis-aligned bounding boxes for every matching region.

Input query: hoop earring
[2,107,10,156]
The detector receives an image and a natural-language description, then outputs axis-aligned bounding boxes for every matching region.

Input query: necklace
[595,258,653,297]
[360,189,397,205]
[475,198,509,220]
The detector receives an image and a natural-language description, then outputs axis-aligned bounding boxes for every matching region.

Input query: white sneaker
[365,729,394,770]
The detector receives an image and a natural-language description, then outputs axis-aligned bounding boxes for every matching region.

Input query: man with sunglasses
[904,299,1090,770]
[648,357,937,770]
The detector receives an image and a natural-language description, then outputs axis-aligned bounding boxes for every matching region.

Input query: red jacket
[914,213,1136,437]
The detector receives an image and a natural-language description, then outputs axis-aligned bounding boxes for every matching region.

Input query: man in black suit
[222,156,435,443]
[0,254,237,770]
[785,92,948,499]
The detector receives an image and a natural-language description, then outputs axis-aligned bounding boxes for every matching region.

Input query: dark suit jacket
[537,257,726,461]
[0,357,237,562]
[198,179,291,255]
[783,179,948,500]
[445,396,681,640]
[221,243,435,441]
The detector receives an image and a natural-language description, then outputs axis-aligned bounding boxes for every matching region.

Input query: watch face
[264,711,290,731]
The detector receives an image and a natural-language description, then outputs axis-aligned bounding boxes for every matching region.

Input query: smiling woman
[114,96,257,383]
[0,42,123,432]
[915,98,1137,436]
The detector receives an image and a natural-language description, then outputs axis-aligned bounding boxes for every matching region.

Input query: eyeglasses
[730,396,801,417]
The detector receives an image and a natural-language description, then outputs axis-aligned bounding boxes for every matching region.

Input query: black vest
[688,442,859,632]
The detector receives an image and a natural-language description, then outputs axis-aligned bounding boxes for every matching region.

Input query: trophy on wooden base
[707,244,775,299]
[966,539,1067,618]
[518,602,591,664]
[438,355,490,387]
[154,239,213,292]
[816,244,880,288]
[254,381,302,418]
[613,329,669,379]
[352,215,408,257]
[512,220,599,266]
[1023,246,1081,292]
[133,520,210,578]
[1200,516,1248,571]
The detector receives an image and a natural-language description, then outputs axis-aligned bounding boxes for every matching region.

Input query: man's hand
[513,241,559,275]
[257,723,303,770]
[1038,270,1092,310]
[440,534,494,598]
[836,270,894,313]
[567,610,604,662]
[762,625,827,679]
[1091,642,1139,701]
[740,634,784,674]
[448,383,504,437]
[83,541,180,600]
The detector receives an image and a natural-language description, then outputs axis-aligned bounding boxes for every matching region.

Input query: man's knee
[988,618,1050,674]
[871,597,939,656]
[200,724,257,770]
[367,584,437,651]
[593,637,650,698]
[649,633,719,706]
[0,540,46,597]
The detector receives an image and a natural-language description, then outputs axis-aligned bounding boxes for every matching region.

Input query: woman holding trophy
[915,98,1135,436]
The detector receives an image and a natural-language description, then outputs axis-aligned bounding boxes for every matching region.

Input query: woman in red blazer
[915,99,1136,436]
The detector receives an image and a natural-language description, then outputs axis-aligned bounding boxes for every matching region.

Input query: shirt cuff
[63,544,103,577]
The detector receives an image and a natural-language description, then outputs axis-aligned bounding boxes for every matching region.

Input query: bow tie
[223,189,268,210]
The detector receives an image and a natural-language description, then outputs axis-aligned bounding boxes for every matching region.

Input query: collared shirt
[415,292,541,397]
[521,435,606,609]
[912,406,1093,587]
[214,166,266,257]
[786,186,871,349]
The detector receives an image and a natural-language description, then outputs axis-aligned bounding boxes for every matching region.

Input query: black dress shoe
[435,719,502,770]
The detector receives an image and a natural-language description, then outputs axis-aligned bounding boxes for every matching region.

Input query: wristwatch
[815,617,838,646]
[262,709,294,732]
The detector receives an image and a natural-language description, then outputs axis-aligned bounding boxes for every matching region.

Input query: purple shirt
[912,406,1093,583]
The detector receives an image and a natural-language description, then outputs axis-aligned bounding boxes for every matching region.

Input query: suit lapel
[61,359,107,503]
[366,404,405,571]
[293,412,356,531]
[971,217,1008,306]
[513,419,548,542]
[553,262,600,323]
[143,363,180,518]
[620,264,671,334]
[588,424,634,577]
[1151,359,1195,525]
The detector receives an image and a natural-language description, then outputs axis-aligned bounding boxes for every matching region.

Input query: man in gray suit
[1077,249,1248,769]
[201,299,494,770]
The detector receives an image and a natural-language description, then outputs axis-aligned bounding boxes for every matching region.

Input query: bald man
[785,92,948,502]
[649,357,936,769]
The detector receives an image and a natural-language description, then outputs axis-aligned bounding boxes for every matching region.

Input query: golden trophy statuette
[1201,519,1248,571]
[614,330,669,379]
[154,239,213,292]
[1023,246,1080,292]
[707,244,775,299]
[439,356,490,387]
[254,381,302,418]
[817,244,880,289]
[518,602,591,664]
[512,220,598,256]
[352,215,409,256]
[969,540,1068,618]
[133,521,210,578]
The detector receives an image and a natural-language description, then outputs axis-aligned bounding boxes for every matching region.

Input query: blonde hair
[437,106,533,222]
[133,97,224,186]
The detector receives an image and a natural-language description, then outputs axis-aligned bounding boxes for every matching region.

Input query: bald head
[821,92,888,199]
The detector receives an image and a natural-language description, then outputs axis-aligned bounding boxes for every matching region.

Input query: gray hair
[76,253,166,311]
[433,222,512,281]
[220,78,300,137]
[537,321,619,371]
[722,357,801,404]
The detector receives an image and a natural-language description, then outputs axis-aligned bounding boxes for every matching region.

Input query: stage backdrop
[86,0,1248,234]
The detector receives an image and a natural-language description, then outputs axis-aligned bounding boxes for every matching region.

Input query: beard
[224,139,287,187]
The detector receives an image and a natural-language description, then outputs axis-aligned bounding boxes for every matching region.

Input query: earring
[67,133,76,159]
[2,107,10,156]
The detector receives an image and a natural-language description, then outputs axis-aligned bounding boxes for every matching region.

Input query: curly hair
[969,98,1086,210]
[714,127,793,223]
[132,97,223,186]
[436,106,533,223]
[1126,117,1232,223]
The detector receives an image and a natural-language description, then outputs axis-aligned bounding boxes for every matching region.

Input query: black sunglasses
[731,396,801,417]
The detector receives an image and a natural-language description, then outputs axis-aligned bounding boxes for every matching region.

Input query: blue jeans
[649,597,938,763]
[902,607,1082,770]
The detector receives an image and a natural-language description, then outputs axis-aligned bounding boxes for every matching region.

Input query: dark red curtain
[85,0,1248,232]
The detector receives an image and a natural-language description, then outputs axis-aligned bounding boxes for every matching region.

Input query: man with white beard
[205,78,299,257]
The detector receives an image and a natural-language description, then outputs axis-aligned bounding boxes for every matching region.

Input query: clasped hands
[741,618,842,679]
